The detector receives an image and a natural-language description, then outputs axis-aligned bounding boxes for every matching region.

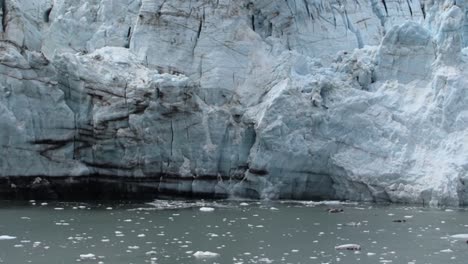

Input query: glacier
[0,0,468,206]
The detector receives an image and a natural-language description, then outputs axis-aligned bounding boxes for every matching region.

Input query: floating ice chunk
[335,244,361,250]
[79,253,95,259]
[450,234,468,240]
[440,249,453,253]
[0,235,16,240]
[326,208,344,213]
[240,203,249,206]
[367,252,376,256]
[193,251,219,258]
[146,250,157,255]
[199,207,215,212]
[298,200,357,206]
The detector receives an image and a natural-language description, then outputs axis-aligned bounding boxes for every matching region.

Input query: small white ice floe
[79,253,96,260]
[240,202,249,206]
[199,207,215,212]
[334,244,361,251]
[193,251,219,258]
[345,222,361,227]
[450,234,468,240]
[258,257,274,263]
[440,249,453,253]
[145,250,157,255]
[0,235,16,240]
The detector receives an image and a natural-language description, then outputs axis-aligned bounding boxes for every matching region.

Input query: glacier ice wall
[1,0,468,205]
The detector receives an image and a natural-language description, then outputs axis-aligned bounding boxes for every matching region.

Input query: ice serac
[1,0,468,206]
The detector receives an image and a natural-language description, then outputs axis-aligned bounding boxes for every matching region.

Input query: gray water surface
[1,200,468,264]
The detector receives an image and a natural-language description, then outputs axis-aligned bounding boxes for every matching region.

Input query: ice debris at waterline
[335,244,362,251]
[192,251,220,258]
[199,207,215,212]
[450,234,468,240]
[1,0,468,205]
[2,201,468,264]
[79,253,96,260]
[0,235,16,240]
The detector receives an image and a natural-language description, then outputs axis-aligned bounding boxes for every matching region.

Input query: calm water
[1,200,468,264]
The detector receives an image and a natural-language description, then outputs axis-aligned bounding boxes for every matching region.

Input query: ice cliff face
[1,0,468,205]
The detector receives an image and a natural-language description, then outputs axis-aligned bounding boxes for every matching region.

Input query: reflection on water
[0,200,468,263]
